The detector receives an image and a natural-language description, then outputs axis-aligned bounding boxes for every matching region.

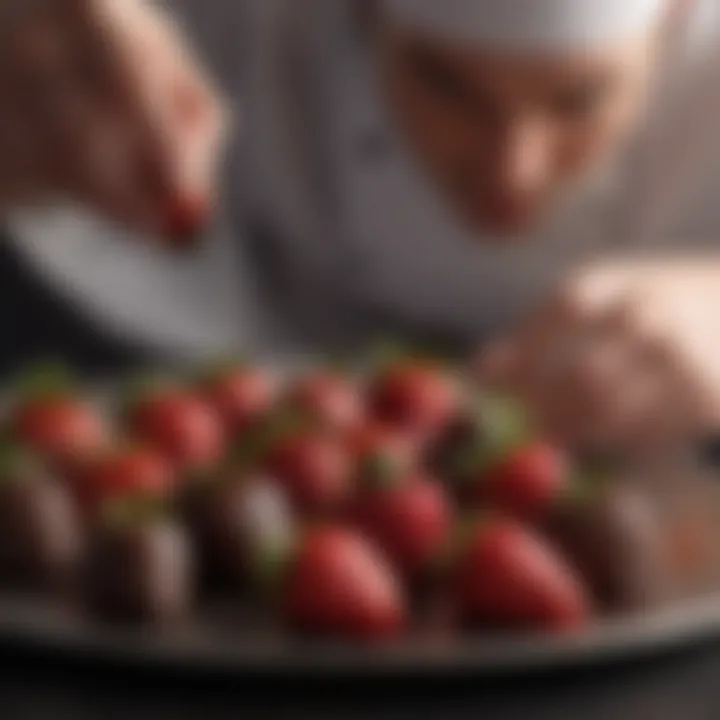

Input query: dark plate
[1,593,720,675]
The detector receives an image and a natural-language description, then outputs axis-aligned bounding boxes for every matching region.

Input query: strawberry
[429,398,567,521]
[74,445,175,522]
[478,442,570,522]
[428,396,529,483]
[450,517,590,632]
[351,472,453,581]
[163,193,211,248]
[81,444,194,624]
[278,526,406,641]
[0,443,83,590]
[199,363,277,437]
[124,383,225,476]
[10,364,108,473]
[267,430,353,517]
[367,359,457,443]
[284,370,363,433]
[184,472,294,590]
[543,480,667,613]
[87,517,195,625]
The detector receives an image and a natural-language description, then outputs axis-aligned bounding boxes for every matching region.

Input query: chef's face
[380,25,663,236]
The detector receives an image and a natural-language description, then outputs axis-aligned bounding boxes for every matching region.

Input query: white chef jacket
[5,0,720,362]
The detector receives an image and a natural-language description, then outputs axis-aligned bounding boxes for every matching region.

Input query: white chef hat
[383,0,668,51]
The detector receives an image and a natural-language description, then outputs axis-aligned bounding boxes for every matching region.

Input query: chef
[1,0,720,452]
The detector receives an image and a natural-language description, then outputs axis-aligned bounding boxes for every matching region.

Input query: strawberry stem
[15,361,75,402]
[0,441,43,485]
[462,392,532,479]
[194,356,249,386]
[101,493,170,529]
[432,512,485,577]
[361,452,403,491]
[228,409,311,472]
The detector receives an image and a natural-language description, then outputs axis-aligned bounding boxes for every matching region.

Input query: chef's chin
[454,196,544,240]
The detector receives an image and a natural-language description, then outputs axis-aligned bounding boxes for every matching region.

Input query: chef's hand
[0,0,228,244]
[476,259,720,454]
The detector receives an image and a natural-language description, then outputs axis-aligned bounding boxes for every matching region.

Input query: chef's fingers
[70,0,227,239]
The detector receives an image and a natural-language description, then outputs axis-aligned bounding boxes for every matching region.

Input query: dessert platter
[0,354,719,675]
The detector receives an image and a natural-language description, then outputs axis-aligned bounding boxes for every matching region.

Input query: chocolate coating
[544,483,667,614]
[86,519,195,625]
[0,479,84,591]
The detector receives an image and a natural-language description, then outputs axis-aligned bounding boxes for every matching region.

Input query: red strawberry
[125,386,225,476]
[280,526,406,640]
[451,518,590,632]
[368,360,457,443]
[351,472,453,581]
[10,363,108,473]
[267,431,353,517]
[284,370,363,432]
[12,397,108,471]
[200,364,277,437]
[163,193,210,247]
[478,442,570,522]
[74,445,175,521]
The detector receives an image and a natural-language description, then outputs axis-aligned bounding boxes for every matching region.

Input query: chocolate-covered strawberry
[449,517,590,632]
[87,518,195,626]
[544,480,667,614]
[184,472,294,590]
[9,364,108,475]
[283,369,363,433]
[0,445,84,591]
[124,381,225,477]
[367,358,457,443]
[265,525,406,641]
[83,445,194,625]
[199,363,278,438]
